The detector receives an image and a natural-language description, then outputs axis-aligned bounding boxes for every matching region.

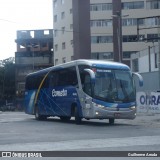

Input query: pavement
[117,112,160,128]
[0,111,159,127]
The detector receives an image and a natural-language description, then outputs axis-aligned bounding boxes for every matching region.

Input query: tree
[0,67,4,99]
[0,57,15,101]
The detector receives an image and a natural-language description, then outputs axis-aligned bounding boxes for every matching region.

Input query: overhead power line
[0,18,17,23]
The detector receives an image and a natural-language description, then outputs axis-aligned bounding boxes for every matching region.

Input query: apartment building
[53,0,90,65]
[15,29,53,96]
[53,0,160,65]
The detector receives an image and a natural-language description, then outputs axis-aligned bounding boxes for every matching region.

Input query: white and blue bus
[25,60,143,124]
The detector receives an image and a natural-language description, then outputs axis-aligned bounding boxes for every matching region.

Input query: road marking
[0,135,160,151]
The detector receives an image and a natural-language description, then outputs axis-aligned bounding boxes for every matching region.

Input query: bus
[24,60,143,124]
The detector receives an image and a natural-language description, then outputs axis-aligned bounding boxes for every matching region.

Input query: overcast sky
[0,0,53,60]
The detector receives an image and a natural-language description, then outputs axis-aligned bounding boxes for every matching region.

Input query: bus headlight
[130,106,136,110]
[92,102,105,109]
[97,104,105,109]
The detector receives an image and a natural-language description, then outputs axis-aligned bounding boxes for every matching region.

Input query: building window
[55,59,58,65]
[147,0,160,9]
[122,18,144,26]
[132,59,139,72]
[123,51,137,59]
[55,44,58,51]
[70,24,73,30]
[62,42,66,50]
[54,30,58,37]
[92,52,113,60]
[18,83,25,91]
[122,1,144,10]
[90,19,112,27]
[42,42,47,48]
[123,35,144,42]
[102,3,112,10]
[62,57,66,63]
[61,27,65,34]
[61,0,64,5]
[71,56,74,61]
[70,40,73,46]
[90,3,112,11]
[54,0,57,8]
[155,53,158,68]
[146,17,160,27]
[147,34,158,42]
[70,8,73,14]
[91,36,113,43]
[54,15,57,23]
[61,12,65,19]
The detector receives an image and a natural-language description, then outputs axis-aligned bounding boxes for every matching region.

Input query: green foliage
[0,67,4,99]
[0,57,15,100]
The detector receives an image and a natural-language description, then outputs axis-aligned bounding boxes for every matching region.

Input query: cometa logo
[52,89,67,97]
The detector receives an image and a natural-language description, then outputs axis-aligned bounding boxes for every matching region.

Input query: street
[0,112,160,159]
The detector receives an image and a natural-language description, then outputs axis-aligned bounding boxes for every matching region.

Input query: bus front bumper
[83,105,136,120]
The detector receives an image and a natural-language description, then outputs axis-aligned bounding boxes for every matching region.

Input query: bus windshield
[94,69,135,103]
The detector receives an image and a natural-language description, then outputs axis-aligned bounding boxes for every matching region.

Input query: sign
[136,92,160,113]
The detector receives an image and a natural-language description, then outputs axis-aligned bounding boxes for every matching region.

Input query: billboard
[136,92,160,113]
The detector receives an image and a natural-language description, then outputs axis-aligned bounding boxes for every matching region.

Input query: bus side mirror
[132,72,143,87]
[84,69,95,84]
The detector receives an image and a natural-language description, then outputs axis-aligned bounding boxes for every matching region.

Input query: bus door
[79,67,94,118]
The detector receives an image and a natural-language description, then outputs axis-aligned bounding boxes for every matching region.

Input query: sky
[0,0,53,60]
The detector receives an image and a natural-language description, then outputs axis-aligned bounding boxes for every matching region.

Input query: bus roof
[27,59,130,77]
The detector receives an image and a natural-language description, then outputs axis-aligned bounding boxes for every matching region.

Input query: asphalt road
[0,111,160,159]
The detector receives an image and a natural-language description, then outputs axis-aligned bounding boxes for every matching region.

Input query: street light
[112,12,129,62]
[27,44,39,71]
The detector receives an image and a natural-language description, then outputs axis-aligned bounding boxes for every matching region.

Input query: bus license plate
[114,113,120,117]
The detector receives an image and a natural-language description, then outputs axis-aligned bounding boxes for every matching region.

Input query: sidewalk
[118,112,160,127]
[136,112,160,126]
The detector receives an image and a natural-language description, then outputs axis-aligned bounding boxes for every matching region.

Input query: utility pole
[28,44,39,72]
[158,17,160,89]
[112,0,122,63]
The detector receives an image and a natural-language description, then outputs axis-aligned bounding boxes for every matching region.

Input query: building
[131,45,159,92]
[53,0,91,65]
[15,29,53,96]
[53,0,160,65]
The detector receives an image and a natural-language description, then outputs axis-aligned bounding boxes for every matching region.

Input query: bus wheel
[109,118,115,125]
[74,107,82,125]
[60,116,71,122]
[35,106,46,120]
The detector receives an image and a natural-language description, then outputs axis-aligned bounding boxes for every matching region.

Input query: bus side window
[67,67,78,87]
[49,72,58,87]
[57,70,68,86]
[56,67,78,87]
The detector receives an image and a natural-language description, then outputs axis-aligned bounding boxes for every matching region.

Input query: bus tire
[74,107,82,125]
[109,118,115,125]
[60,116,71,122]
[35,105,46,121]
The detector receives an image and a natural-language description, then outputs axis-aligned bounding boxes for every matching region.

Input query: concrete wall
[135,71,159,92]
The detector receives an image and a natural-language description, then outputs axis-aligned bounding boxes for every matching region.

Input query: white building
[53,0,160,65]
[131,45,159,73]
[131,45,160,91]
